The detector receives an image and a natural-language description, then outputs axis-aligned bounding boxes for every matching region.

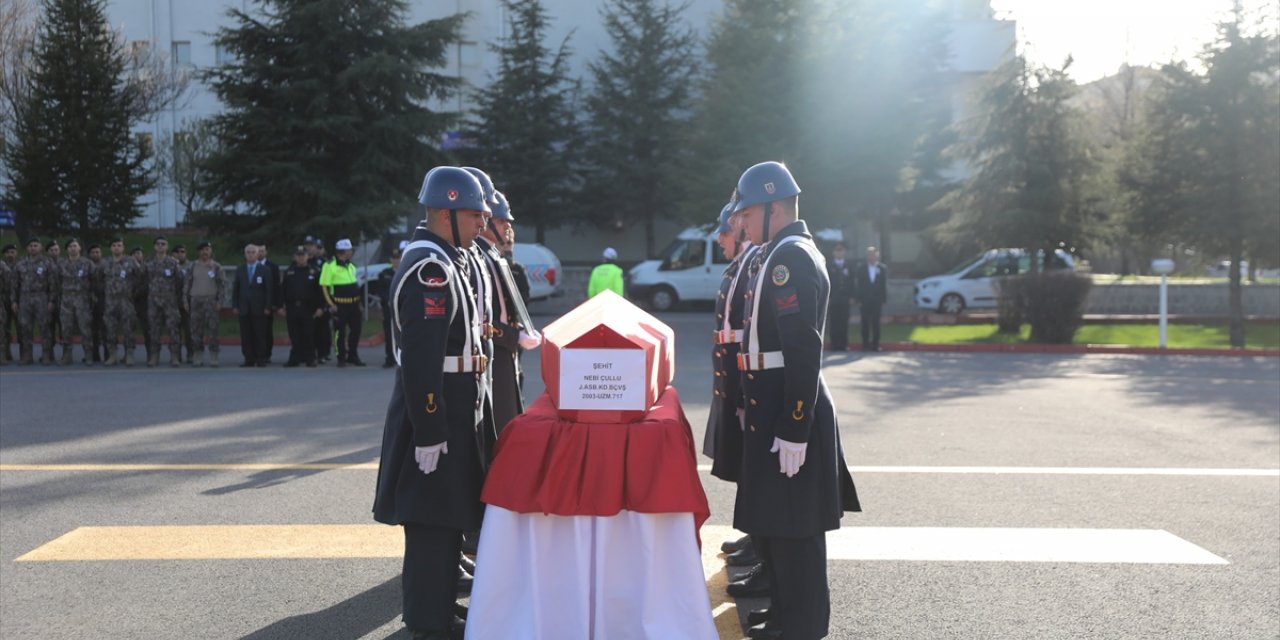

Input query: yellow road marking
[16,525,403,561]
[0,463,379,471]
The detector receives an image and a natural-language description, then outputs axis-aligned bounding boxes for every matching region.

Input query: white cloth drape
[465,507,716,640]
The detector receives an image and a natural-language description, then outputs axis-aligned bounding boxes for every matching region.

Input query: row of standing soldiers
[0,236,226,366]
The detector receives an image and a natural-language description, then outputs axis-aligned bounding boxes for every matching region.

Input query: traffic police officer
[281,245,322,367]
[732,161,860,640]
[320,239,365,367]
[373,166,490,640]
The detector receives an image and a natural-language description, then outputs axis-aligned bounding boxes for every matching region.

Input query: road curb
[851,342,1280,357]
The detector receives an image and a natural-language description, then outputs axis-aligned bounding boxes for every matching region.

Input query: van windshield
[943,252,985,275]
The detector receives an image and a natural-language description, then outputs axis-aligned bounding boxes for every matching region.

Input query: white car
[512,242,561,300]
[914,248,1075,314]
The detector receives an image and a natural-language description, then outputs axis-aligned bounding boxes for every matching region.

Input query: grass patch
[852,323,1280,350]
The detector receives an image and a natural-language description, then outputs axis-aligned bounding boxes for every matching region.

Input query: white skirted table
[465,388,716,640]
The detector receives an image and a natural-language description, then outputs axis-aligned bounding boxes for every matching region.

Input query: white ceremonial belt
[443,355,488,374]
[714,329,743,344]
[737,351,785,371]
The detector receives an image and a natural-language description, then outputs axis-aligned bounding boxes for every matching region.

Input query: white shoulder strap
[392,240,463,367]
[746,236,808,357]
[722,244,760,335]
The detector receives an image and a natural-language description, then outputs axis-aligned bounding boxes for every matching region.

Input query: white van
[627,226,730,310]
[914,248,1075,314]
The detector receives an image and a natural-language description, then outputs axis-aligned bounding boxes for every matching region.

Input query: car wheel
[649,286,677,312]
[939,293,965,315]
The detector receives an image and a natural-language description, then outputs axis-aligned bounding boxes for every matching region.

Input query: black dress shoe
[283,362,299,368]
[456,565,473,593]
[382,359,395,368]
[727,563,770,598]
[721,534,751,554]
[461,531,479,556]
[459,554,477,574]
[348,358,366,367]
[725,545,759,567]
[256,361,268,367]
[408,629,450,640]
[337,359,346,368]
[747,608,772,626]
[306,361,317,367]
[454,602,468,620]
[239,362,255,368]
[747,622,783,639]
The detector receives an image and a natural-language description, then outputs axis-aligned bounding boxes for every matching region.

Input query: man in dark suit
[232,243,274,367]
[825,243,854,351]
[257,244,281,363]
[853,246,888,352]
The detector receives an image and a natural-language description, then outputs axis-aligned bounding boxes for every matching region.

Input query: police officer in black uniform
[281,246,322,367]
[732,161,860,640]
[373,166,491,640]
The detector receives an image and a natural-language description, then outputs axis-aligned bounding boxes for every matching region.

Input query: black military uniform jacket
[735,220,860,538]
[373,227,486,531]
[281,263,323,312]
[473,237,526,441]
[705,244,759,483]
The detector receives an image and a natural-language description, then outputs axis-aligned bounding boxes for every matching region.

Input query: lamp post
[1151,259,1175,348]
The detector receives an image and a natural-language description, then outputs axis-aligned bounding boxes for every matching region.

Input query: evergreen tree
[199,0,463,245]
[581,0,699,257]
[1120,6,1279,348]
[466,0,580,244]
[3,0,154,236]
[937,55,1101,266]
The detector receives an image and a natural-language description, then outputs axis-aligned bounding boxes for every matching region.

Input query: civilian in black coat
[824,243,855,351]
[232,244,275,366]
[257,244,281,361]
[852,246,888,351]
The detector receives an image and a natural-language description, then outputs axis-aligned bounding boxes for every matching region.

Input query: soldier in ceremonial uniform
[184,241,226,367]
[56,239,95,365]
[104,239,143,366]
[374,166,491,640]
[12,238,56,364]
[732,162,860,640]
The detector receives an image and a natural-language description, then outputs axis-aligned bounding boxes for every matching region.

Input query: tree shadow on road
[239,575,402,640]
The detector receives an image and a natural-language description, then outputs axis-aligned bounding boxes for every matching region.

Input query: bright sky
[989,0,1279,82]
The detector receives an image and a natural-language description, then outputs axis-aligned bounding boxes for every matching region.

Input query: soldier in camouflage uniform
[2,244,17,362]
[145,237,183,367]
[103,239,143,366]
[12,238,57,364]
[131,247,150,358]
[56,239,95,365]
[183,241,226,367]
[0,257,11,364]
[173,245,196,363]
[87,244,108,363]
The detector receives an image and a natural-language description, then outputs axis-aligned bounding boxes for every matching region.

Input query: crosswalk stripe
[826,527,1228,564]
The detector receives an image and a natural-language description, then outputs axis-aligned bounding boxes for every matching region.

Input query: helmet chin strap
[449,208,461,247]
[762,201,774,246]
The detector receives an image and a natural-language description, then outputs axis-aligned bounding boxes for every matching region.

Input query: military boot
[124,347,134,366]
[1,346,12,363]
[20,345,34,365]
[193,348,204,367]
[41,346,54,365]
[209,351,219,368]
[170,346,180,367]
[60,346,73,365]
[147,349,158,367]
[104,347,118,366]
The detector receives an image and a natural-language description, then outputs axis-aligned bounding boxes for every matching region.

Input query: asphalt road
[1,312,1278,640]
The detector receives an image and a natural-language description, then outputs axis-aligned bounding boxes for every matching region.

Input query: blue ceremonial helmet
[732,161,801,213]
[419,166,491,213]
[491,191,515,222]
[716,201,735,234]
[461,167,500,208]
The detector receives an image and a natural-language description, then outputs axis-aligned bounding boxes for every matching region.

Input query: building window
[215,44,234,66]
[172,41,192,66]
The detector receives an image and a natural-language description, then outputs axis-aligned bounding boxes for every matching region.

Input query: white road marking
[692,464,1277,477]
[826,527,1228,565]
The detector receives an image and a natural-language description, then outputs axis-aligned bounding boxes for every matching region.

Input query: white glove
[770,437,808,478]
[518,330,543,350]
[414,442,449,475]
[736,408,745,431]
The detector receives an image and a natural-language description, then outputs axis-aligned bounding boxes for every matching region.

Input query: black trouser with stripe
[333,302,362,362]
[755,534,830,640]
[285,304,316,364]
[402,523,463,633]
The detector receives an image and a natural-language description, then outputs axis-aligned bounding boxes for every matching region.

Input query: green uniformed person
[104,239,144,366]
[56,238,95,365]
[12,238,57,364]
[374,166,490,640]
[320,238,364,367]
[732,161,860,640]
[184,241,226,367]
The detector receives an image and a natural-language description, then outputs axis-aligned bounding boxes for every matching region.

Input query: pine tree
[3,0,153,237]
[1120,6,1279,348]
[581,0,699,257]
[199,0,463,245]
[466,0,580,244]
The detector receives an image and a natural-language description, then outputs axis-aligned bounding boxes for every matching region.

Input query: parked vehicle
[627,226,730,311]
[914,248,1075,314]
[512,242,560,300]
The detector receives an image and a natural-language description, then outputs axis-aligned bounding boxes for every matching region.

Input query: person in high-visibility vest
[587,247,624,298]
[319,238,365,367]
